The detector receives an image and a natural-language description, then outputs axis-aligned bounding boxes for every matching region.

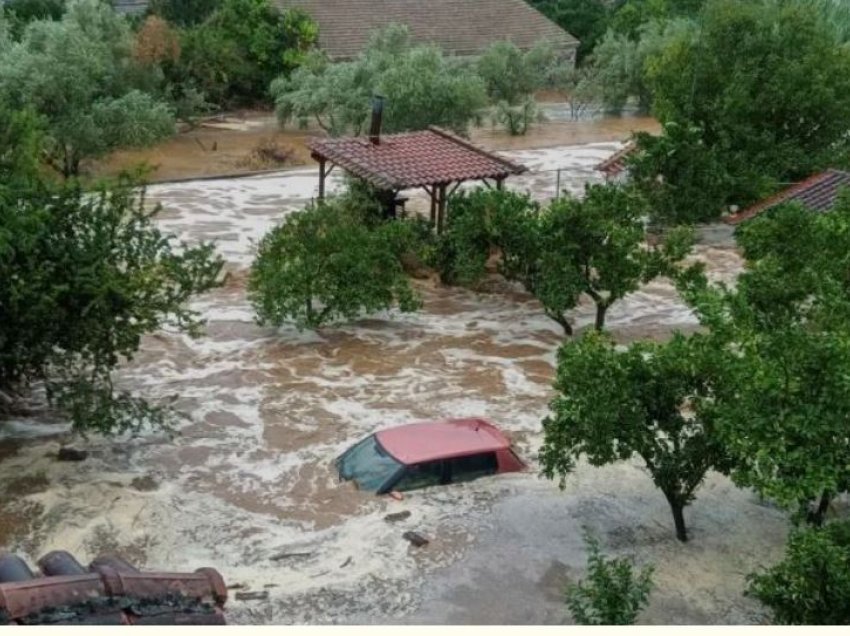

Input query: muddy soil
[89,107,659,184]
[0,138,785,625]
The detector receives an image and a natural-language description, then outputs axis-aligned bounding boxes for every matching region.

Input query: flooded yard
[0,141,787,624]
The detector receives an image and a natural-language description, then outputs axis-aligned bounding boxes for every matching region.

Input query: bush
[747,521,850,624]
[148,0,219,27]
[566,532,654,625]
[249,193,422,330]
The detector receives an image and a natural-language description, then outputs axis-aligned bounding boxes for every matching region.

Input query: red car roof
[375,418,513,466]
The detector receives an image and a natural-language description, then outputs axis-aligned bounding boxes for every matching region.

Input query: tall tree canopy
[0,0,175,176]
[633,0,850,221]
[272,24,488,137]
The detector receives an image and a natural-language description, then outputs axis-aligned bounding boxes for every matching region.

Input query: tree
[148,0,219,27]
[747,521,850,625]
[249,194,422,330]
[477,40,556,134]
[0,138,224,434]
[173,0,316,107]
[0,104,43,187]
[436,185,693,335]
[642,0,850,217]
[2,0,65,38]
[273,24,488,137]
[566,531,654,625]
[133,15,180,67]
[680,197,850,524]
[541,331,732,541]
[0,0,175,176]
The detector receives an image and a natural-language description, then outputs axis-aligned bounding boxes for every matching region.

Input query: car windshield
[336,435,403,492]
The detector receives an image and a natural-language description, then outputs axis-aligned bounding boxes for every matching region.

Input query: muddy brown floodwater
[0,137,788,625]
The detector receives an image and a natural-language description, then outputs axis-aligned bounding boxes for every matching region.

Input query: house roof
[0,551,227,625]
[595,141,636,178]
[309,126,527,190]
[277,0,579,60]
[725,169,850,224]
[376,418,512,465]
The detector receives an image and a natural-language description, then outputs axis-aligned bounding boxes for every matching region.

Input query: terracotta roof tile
[309,126,527,190]
[277,0,579,59]
[595,141,636,177]
[726,169,850,224]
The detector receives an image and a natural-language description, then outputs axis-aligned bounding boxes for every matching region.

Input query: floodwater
[0,141,787,624]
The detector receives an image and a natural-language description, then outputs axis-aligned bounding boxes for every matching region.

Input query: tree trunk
[808,491,832,527]
[668,497,688,542]
[545,310,573,337]
[594,303,608,331]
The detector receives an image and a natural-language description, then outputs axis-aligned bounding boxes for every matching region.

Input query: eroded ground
[0,139,787,625]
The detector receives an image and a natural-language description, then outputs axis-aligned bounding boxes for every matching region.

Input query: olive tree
[249,195,422,330]
[541,331,732,541]
[273,24,488,137]
[0,0,175,176]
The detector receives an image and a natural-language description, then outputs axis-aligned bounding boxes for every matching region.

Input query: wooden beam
[430,186,437,229]
[318,159,326,200]
[437,184,448,235]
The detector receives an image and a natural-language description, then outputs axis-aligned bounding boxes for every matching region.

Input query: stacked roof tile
[278,0,579,60]
[595,141,636,179]
[309,126,527,190]
[726,169,850,224]
[0,551,227,625]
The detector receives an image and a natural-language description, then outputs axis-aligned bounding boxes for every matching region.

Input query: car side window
[449,452,498,484]
[393,461,445,492]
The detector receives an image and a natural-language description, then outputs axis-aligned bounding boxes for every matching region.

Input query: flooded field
[0,142,787,624]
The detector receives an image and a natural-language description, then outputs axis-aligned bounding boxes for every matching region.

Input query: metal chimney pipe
[369,95,385,145]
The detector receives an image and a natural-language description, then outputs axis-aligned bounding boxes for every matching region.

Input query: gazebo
[309,115,527,233]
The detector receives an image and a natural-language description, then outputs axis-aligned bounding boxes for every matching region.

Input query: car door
[391,460,447,492]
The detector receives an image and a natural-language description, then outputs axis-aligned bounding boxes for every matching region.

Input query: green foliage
[747,521,850,625]
[249,194,422,330]
[273,24,487,137]
[0,0,175,176]
[541,331,732,541]
[0,104,43,187]
[2,0,65,38]
[643,0,850,217]
[437,185,692,335]
[173,0,317,107]
[680,196,850,522]
[148,0,219,27]
[0,166,224,435]
[628,122,731,224]
[529,1,611,62]
[566,531,654,624]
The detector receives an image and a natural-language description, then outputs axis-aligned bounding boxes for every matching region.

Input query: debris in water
[384,511,412,523]
[57,447,87,462]
[269,552,312,562]
[339,557,353,569]
[130,475,159,492]
[234,591,269,602]
[402,531,429,548]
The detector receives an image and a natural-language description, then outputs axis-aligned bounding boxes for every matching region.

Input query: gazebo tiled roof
[726,169,850,224]
[595,141,636,178]
[309,126,527,191]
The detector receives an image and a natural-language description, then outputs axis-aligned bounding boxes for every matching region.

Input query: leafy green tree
[437,185,693,335]
[0,104,43,187]
[148,0,219,27]
[173,0,316,107]
[566,531,654,624]
[0,0,175,176]
[747,521,850,625]
[249,195,422,330]
[541,331,732,541]
[681,197,850,525]
[643,0,850,217]
[529,1,611,62]
[477,40,557,134]
[273,24,488,137]
[2,0,65,38]
[0,142,223,434]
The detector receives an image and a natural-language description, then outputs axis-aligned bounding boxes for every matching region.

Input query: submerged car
[335,418,524,494]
